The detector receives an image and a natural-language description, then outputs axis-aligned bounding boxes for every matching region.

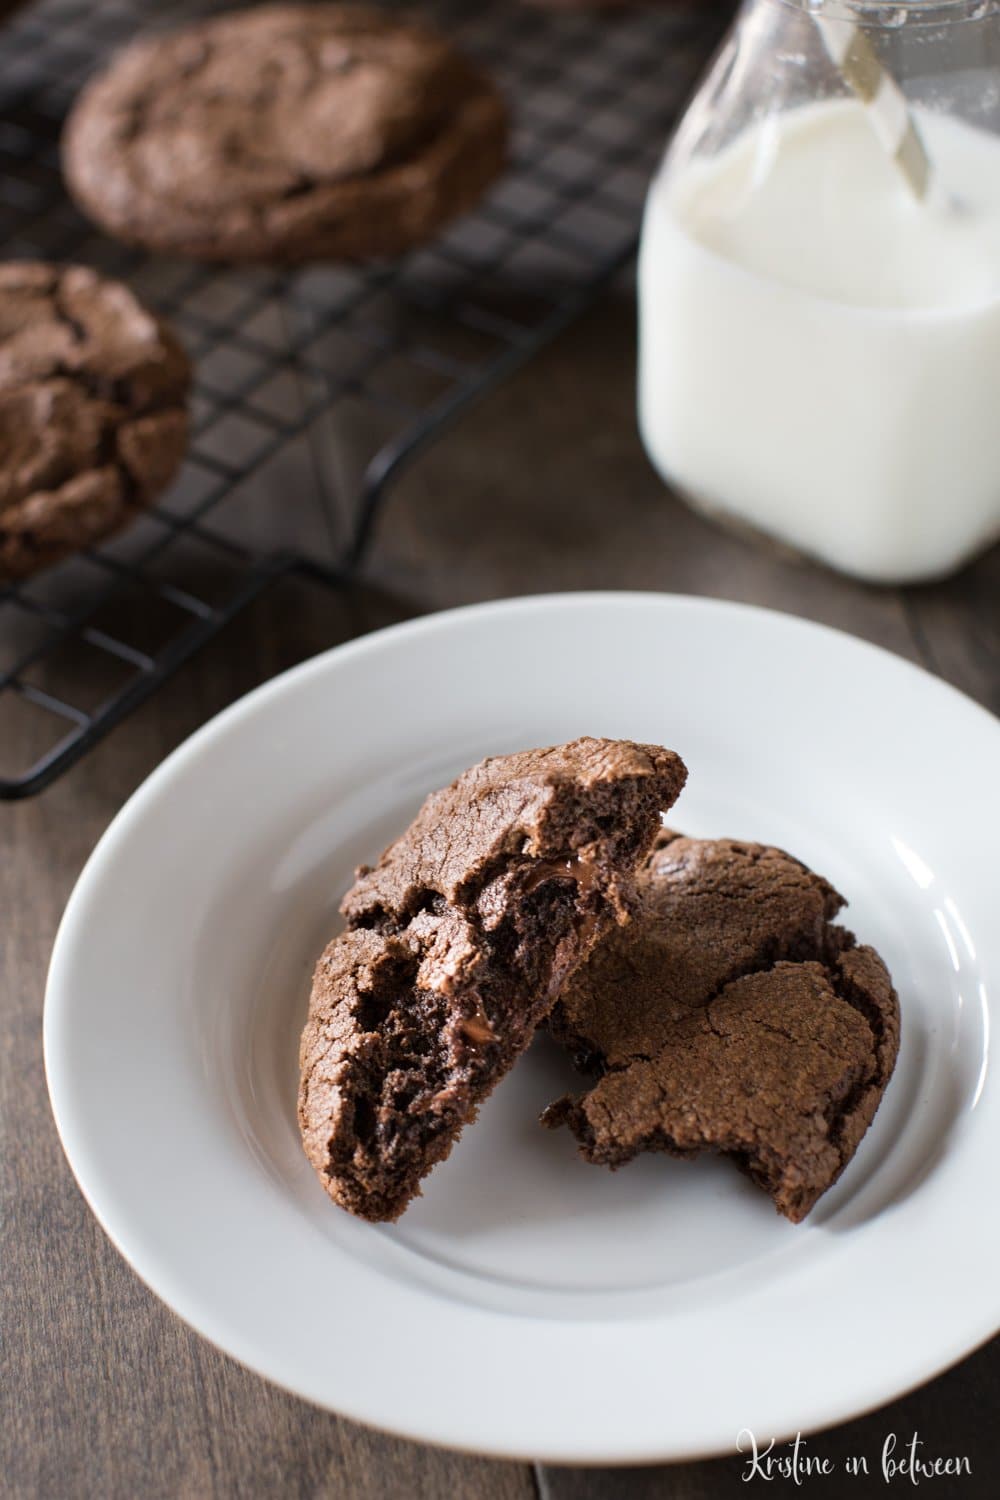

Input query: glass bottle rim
[774,0,998,27]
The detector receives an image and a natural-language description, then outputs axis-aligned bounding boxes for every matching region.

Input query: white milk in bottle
[638,16,1000,583]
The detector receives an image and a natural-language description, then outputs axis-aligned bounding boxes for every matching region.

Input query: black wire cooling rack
[0,0,727,799]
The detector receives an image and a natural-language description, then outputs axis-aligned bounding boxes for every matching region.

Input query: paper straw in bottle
[815,7,932,200]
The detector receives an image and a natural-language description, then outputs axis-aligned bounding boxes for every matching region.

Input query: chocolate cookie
[0,262,190,581]
[544,832,900,1221]
[63,5,508,264]
[299,738,687,1221]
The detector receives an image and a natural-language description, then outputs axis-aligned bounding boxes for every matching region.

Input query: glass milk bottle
[637,0,1000,583]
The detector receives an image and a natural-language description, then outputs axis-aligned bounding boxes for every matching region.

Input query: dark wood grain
[537,1336,1000,1500]
[2,296,997,1499]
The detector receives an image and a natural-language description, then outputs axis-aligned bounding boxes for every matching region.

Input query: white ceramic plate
[45,593,999,1464]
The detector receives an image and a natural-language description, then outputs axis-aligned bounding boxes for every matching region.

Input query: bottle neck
[768,0,997,27]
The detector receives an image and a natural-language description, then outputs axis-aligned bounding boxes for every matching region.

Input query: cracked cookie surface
[298,737,687,1221]
[0,262,190,581]
[544,832,900,1221]
[63,4,508,264]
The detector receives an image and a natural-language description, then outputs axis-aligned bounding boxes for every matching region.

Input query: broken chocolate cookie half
[298,737,687,1220]
[544,831,900,1222]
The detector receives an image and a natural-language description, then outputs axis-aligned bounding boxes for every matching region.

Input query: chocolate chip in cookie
[298,737,687,1221]
[63,4,508,264]
[544,831,900,1221]
[0,262,190,581]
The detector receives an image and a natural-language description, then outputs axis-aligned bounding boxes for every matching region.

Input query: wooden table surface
[3,295,998,1498]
